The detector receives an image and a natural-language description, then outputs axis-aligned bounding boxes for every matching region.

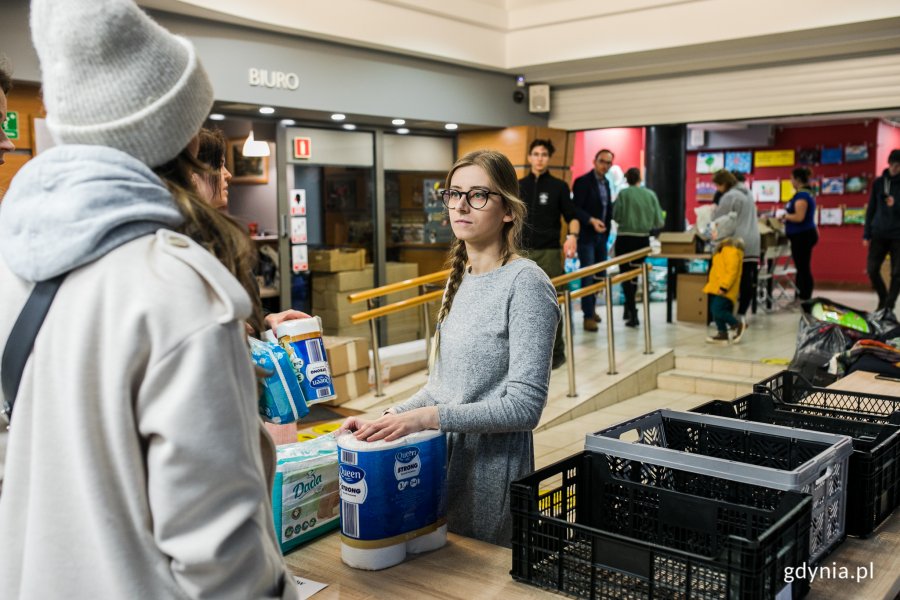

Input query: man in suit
[572,149,614,331]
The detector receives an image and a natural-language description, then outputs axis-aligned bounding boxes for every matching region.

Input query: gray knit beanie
[30,0,214,167]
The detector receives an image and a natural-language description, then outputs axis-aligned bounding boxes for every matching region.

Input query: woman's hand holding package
[339,407,439,442]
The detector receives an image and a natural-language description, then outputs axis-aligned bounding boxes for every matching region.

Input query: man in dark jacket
[519,138,579,369]
[571,149,614,331]
[864,149,900,311]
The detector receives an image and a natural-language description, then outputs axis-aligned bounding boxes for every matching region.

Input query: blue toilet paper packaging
[337,431,448,570]
[276,317,336,405]
[249,337,309,424]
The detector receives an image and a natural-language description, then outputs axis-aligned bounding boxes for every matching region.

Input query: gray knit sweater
[393,258,559,547]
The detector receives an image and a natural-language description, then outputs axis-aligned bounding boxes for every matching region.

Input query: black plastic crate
[511,451,812,600]
[692,393,900,538]
[755,371,900,424]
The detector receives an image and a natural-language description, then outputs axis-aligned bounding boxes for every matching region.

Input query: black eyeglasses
[440,188,501,210]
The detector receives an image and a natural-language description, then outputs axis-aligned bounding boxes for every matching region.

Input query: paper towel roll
[405,523,447,554]
[341,541,407,571]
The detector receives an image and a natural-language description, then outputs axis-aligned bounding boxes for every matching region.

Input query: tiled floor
[309,290,881,470]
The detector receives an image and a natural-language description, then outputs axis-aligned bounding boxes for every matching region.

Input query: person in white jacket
[0,1,298,598]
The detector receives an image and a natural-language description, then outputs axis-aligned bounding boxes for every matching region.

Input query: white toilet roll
[405,523,447,554]
[340,541,407,571]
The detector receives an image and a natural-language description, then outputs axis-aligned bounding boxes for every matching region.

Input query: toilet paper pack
[337,431,448,570]
[272,435,341,554]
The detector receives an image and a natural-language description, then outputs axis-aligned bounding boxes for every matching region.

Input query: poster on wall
[819,208,843,226]
[696,152,724,174]
[289,189,307,216]
[845,175,868,194]
[423,178,452,244]
[843,207,866,225]
[780,180,795,202]
[809,177,822,196]
[724,151,752,174]
[291,244,309,273]
[845,144,869,162]
[754,149,795,168]
[696,181,717,202]
[290,217,307,244]
[822,177,845,195]
[821,146,842,165]
[797,148,820,165]
[752,180,780,202]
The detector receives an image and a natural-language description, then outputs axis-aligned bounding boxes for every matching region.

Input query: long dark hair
[154,149,264,335]
[196,128,227,207]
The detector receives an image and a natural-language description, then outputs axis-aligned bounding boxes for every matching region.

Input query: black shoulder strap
[2,273,67,424]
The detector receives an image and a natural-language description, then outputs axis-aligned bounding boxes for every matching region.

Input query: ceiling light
[331,113,346,121]
[208,113,225,121]
[342,123,357,131]
[280,118,296,126]
[259,106,276,115]
[242,130,271,157]
[444,123,458,131]
[396,128,410,135]
[392,119,406,126]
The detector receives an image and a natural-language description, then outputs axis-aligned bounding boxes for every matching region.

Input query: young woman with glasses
[339,150,560,547]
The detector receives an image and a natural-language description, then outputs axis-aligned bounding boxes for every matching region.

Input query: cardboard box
[311,286,417,314]
[659,231,702,255]
[309,248,366,273]
[327,369,370,406]
[314,267,374,292]
[676,273,709,323]
[323,336,370,377]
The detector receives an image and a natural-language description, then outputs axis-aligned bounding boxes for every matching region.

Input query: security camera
[513,90,525,103]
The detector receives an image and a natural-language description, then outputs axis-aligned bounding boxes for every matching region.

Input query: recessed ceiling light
[396,128,410,135]
[331,113,346,121]
[392,119,406,126]
[208,113,225,121]
[279,118,296,126]
[342,123,357,130]
[259,106,275,114]
[444,123,458,130]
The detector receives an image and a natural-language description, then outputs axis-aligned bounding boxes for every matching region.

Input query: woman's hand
[264,310,310,332]
[343,407,439,443]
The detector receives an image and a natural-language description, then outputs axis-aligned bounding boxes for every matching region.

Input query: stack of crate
[312,262,422,345]
[323,336,370,406]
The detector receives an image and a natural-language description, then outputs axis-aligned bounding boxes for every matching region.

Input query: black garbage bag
[789,313,848,386]
[800,297,899,342]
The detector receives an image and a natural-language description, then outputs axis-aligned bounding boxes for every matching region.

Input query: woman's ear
[503,208,514,223]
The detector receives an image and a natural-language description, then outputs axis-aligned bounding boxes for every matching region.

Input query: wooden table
[655,252,710,323]
[826,369,900,397]
[284,531,556,599]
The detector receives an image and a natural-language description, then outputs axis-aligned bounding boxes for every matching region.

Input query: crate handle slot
[814,464,834,488]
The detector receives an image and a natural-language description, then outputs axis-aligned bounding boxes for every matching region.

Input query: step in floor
[674,355,783,380]
[657,368,757,399]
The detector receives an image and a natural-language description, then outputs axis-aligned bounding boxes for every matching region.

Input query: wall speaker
[528,84,550,113]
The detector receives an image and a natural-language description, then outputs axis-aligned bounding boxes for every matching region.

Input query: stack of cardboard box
[311,262,423,344]
[323,336,370,406]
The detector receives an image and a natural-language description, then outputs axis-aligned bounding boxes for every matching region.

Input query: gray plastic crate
[585,409,853,565]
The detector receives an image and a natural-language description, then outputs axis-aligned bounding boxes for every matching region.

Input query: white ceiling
[139,0,900,89]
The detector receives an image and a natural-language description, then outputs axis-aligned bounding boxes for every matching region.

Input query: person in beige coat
[0,1,297,598]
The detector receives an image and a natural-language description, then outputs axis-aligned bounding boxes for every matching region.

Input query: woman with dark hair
[612,167,664,327]
[782,167,818,301]
[194,127,232,211]
[340,150,559,547]
[0,1,296,597]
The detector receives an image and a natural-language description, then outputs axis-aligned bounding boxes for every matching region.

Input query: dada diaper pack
[272,435,341,554]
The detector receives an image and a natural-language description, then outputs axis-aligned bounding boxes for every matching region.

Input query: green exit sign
[2,111,19,140]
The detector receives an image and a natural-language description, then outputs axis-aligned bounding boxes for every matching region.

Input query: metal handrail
[350,290,443,324]
[347,269,450,303]
[549,247,652,289]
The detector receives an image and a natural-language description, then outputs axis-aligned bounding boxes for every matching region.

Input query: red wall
[571,128,645,181]
[685,121,882,285]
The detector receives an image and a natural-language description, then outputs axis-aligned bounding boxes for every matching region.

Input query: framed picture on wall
[821,176,845,195]
[751,180,780,202]
[696,152,724,174]
[845,175,868,194]
[797,148,820,165]
[845,144,868,162]
[724,151,752,174]
[820,146,842,165]
[226,139,269,185]
[843,207,866,225]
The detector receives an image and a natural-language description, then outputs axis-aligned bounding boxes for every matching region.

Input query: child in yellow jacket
[703,237,746,344]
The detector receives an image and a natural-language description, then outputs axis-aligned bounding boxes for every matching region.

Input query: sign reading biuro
[248,68,299,90]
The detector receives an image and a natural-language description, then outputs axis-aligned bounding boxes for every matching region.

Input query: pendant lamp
[242,129,271,157]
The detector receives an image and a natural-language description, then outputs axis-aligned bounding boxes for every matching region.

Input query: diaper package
[272,435,341,554]
[250,337,309,424]
[337,431,448,570]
